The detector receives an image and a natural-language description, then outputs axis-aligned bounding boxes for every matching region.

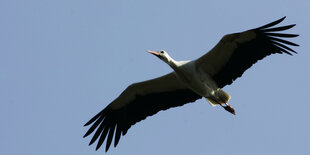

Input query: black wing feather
[264,32,299,38]
[268,36,299,46]
[270,41,296,54]
[84,88,201,152]
[256,16,286,29]
[262,24,296,32]
[213,17,299,88]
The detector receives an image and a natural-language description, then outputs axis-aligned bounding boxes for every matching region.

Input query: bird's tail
[206,89,231,106]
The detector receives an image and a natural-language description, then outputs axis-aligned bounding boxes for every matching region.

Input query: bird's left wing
[195,17,299,88]
[83,72,201,152]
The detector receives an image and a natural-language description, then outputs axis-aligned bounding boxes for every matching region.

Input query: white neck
[164,55,180,70]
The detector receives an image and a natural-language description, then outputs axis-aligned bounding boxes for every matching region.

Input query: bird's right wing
[195,17,299,88]
[83,72,201,152]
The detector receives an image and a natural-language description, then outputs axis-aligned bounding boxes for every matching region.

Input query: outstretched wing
[195,17,299,88]
[83,73,201,152]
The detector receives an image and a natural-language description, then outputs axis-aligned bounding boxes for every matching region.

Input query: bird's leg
[220,103,236,115]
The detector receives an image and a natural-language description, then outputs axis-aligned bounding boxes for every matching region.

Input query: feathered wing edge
[213,17,299,88]
[83,86,201,152]
[254,16,299,55]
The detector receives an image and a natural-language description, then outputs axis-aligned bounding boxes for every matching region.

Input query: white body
[171,60,218,99]
[158,52,229,107]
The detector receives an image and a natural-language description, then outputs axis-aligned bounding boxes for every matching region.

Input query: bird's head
[147,50,172,64]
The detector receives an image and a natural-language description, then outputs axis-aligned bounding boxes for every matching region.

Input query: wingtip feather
[84,109,106,126]
[257,16,286,30]
[105,125,116,152]
[84,121,92,127]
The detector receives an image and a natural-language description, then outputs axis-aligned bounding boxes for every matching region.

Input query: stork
[83,17,299,152]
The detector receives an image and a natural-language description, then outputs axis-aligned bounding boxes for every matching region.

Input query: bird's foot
[221,103,236,115]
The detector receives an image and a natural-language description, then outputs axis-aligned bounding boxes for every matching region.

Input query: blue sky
[1,0,309,154]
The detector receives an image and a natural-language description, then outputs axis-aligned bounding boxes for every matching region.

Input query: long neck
[165,55,179,70]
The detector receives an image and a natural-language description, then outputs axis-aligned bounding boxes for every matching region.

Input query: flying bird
[83,17,299,152]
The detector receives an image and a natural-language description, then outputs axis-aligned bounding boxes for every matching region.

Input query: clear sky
[1,0,309,155]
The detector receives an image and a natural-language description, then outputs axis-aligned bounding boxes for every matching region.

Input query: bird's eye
[160,51,164,54]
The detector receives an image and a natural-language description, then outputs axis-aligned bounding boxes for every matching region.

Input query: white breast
[173,61,219,98]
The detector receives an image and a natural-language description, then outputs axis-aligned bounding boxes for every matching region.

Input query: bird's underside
[168,59,236,115]
[83,17,299,152]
